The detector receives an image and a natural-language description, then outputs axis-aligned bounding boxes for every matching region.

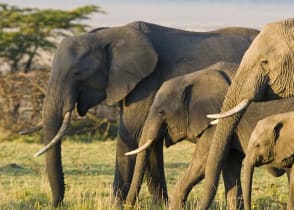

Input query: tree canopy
[0,4,104,73]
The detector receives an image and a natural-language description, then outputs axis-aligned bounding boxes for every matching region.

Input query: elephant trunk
[125,112,164,205]
[243,156,255,210]
[42,98,65,207]
[199,61,268,209]
[41,83,75,207]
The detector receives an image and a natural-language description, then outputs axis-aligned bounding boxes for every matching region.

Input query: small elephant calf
[244,111,294,210]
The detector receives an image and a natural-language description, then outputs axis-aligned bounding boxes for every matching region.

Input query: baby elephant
[244,111,294,210]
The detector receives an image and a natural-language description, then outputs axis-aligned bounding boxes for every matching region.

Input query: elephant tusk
[34,111,72,157]
[18,123,43,135]
[207,99,250,119]
[124,139,153,156]
[210,119,219,125]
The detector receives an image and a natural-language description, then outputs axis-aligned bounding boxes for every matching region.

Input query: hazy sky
[3,0,294,31]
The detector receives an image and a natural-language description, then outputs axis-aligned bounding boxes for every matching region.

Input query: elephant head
[39,27,158,206]
[201,18,294,209]
[244,111,294,210]
[124,62,237,205]
[38,27,158,154]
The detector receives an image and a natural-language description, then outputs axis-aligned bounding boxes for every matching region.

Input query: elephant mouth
[76,89,106,117]
[77,98,87,116]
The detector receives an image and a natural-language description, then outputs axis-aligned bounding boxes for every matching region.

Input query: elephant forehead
[156,80,185,98]
[251,120,271,141]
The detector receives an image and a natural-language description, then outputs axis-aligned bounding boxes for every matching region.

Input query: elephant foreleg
[113,131,136,202]
[222,149,244,210]
[145,138,168,204]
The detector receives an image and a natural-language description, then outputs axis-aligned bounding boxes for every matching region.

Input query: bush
[0,70,118,142]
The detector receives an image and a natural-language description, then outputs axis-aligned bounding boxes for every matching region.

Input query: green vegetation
[0,3,104,72]
[0,139,288,209]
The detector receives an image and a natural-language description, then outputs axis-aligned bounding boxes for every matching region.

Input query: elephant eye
[158,110,165,115]
[255,143,260,148]
[260,59,269,67]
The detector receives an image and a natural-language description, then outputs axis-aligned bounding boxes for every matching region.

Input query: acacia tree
[0,4,105,72]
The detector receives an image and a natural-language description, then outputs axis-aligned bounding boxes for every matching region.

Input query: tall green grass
[0,140,289,209]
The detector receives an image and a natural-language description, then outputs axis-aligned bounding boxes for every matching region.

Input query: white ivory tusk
[207,99,250,119]
[210,119,219,125]
[34,111,71,157]
[124,139,153,156]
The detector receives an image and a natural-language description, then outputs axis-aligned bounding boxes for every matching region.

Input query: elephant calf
[125,61,240,208]
[126,61,294,209]
[244,111,294,210]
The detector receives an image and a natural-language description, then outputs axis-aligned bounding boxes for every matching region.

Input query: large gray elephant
[199,18,294,209]
[35,21,259,206]
[125,62,292,209]
[244,111,294,210]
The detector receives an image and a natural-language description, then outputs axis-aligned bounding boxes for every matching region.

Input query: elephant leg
[287,167,294,210]
[113,110,167,204]
[169,128,214,210]
[145,138,168,204]
[45,142,64,207]
[222,149,244,210]
[113,129,136,202]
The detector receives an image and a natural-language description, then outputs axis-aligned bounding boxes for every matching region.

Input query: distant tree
[0,4,105,73]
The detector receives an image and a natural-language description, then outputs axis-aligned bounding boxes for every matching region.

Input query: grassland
[0,137,289,210]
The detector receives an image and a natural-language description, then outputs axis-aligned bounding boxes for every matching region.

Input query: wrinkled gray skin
[244,111,294,210]
[126,62,291,209]
[42,21,259,207]
[200,19,294,209]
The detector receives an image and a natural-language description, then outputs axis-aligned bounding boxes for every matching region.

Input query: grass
[0,138,289,210]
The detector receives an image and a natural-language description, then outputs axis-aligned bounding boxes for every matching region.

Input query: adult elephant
[125,62,291,209]
[199,18,294,209]
[35,21,259,207]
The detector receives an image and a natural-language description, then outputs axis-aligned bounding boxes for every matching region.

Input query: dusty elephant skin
[125,62,294,209]
[244,111,294,210]
[39,21,259,207]
[199,18,294,210]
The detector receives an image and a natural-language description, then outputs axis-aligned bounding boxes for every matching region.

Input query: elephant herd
[24,18,294,209]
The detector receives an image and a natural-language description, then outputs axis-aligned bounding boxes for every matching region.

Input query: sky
[2,0,294,31]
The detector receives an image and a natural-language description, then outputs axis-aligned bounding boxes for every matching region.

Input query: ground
[0,139,289,210]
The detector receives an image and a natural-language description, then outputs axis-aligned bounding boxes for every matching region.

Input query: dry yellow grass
[0,139,289,209]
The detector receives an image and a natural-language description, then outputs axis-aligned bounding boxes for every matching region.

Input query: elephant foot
[112,192,125,209]
[51,190,64,208]
[52,199,64,208]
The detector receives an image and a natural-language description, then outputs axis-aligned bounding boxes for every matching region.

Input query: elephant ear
[273,121,294,167]
[105,28,158,105]
[187,71,230,137]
